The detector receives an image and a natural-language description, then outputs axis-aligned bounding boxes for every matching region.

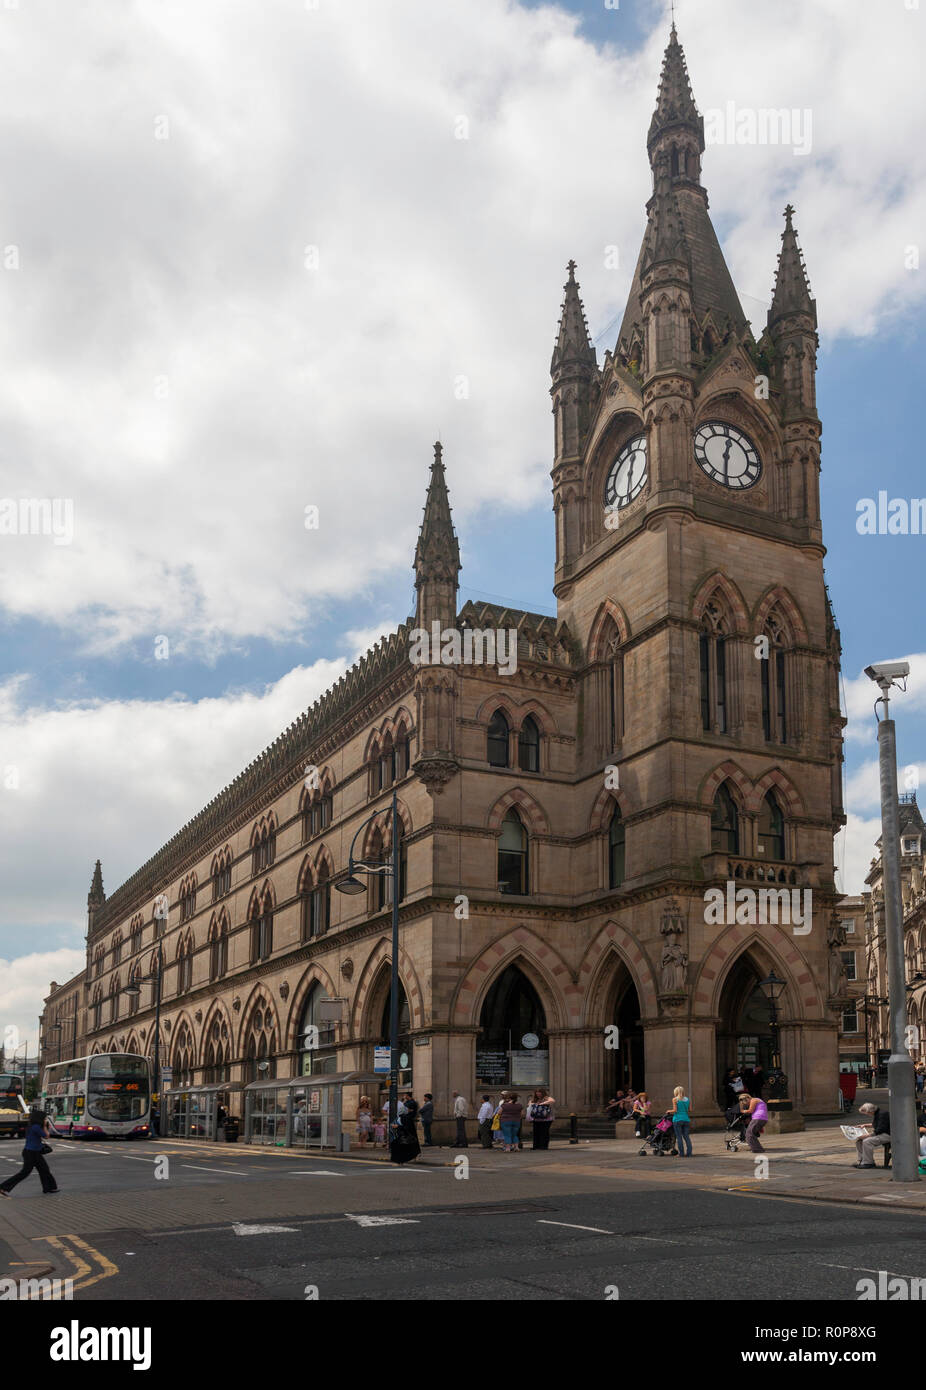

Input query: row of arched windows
[699,598,792,743]
[710,783,787,863]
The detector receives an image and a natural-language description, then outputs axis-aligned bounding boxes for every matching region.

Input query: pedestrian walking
[670,1086,693,1157]
[499,1093,523,1153]
[452,1090,469,1147]
[742,1092,768,1153]
[356,1095,373,1148]
[527,1089,555,1149]
[477,1094,494,1149]
[419,1093,435,1146]
[0,1109,59,1197]
[853,1101,890,1168]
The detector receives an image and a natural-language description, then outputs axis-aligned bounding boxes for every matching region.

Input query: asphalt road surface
[2,1137,924,1301]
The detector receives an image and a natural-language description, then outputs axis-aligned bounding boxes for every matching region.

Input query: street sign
[373,1047,390,1074]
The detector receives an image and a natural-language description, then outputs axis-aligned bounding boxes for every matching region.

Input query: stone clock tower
[551,26,846,1116]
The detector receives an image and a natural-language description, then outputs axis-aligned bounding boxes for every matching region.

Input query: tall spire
[414,442,460,586]
[647,25,704,173]
[768,204,816,330]
[88,859,105,909]
[551,260,597,374]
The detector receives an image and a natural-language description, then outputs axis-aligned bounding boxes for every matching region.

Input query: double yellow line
[34,1234,119,1293]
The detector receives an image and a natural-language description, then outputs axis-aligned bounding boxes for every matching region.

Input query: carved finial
[566,258,577,281]
[433,440,442,467]
[784,203,795,229]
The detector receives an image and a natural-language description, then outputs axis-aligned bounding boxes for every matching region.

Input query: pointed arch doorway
[604,962,644,1094]
[475,964,548,1089]
[717,952,777,1098]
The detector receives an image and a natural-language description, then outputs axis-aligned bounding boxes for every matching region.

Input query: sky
[1,0,924,1055]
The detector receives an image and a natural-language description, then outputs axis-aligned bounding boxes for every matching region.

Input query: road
[2,1136,925,1301]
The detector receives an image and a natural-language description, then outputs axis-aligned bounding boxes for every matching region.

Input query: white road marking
[232,1222,297,1236]
[286,1170,344,1176]
[344,1213,419,1226]
[537,1220,614,1234]
[181,1164,249,1175]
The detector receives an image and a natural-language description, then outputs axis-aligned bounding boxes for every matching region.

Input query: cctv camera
[864,661,910,685]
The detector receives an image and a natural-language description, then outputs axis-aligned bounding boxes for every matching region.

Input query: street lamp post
[337,787,401,1154]
[864,660,919,1182]
[759,970,787,1099]
[124,949,163,1137]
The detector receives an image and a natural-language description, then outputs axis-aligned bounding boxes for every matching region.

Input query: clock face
[605,434,648,511]
[694,422,762,489]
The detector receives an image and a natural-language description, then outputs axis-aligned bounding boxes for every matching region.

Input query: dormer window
[902,837,920,856]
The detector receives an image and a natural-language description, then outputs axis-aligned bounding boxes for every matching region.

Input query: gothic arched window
[498,810,528,895]
[299,983,337,1075]
[761,610,789,743]
[710,783,740,855]
[250,891,274,963]
[518,716,540,773]
[699,600,728,733]
[609,807,626,889]
[488,710,510,768]
[757,790,786,862]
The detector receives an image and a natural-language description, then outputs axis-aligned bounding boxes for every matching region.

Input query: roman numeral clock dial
[605,434,648,511]
[694,422,762,489]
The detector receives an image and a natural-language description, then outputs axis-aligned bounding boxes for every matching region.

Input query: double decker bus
[0,1073,28,1139]
[42,1054,151,1139]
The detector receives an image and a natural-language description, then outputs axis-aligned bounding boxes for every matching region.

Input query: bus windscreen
[87,1056,150,1122]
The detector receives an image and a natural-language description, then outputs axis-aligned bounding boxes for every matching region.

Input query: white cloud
[0,949,86,1060]
[0,0,921,651]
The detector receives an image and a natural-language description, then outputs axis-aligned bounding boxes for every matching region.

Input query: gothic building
[863,795,926,1073]
[41,27,847,1124]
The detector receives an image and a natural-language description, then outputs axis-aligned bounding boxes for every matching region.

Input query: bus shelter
[244,1072,381,1150]
[165,1083,243,1140]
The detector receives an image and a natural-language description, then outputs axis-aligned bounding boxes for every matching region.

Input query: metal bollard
[569,1113,578,1144]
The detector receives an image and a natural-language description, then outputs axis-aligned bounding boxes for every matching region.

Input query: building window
[498,810,528,895]
[395,732,410,779]
[487,710,510,768]
[711,784,739,855]
[841,1009,859,1034]
[699,602,728,733]
[761,614,789,743]
[305,793,333,840]
[608,808,625,889]
[112,935,122,965]
[210,919,228,981]
[841,918,856,936]
[251,906,273,962]
[253,825,276,875]
[517,716,540,773]
[299,983,337,1075]
[756,791,786,861]
[902,837,920,855]
[304,866,330,939]
[841,950,857,983]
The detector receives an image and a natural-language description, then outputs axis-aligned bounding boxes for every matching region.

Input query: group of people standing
[355,1088,556,1158]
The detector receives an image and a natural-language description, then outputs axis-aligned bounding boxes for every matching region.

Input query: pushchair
[724,1105,748,1151]
[638,1113,677,1156]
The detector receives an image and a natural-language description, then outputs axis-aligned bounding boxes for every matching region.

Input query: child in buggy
[638,1112,678,1156]
[723,1097,750,1151]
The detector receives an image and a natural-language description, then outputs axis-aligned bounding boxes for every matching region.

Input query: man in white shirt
[477,1094,494,1149]
[452,1091,469,1147]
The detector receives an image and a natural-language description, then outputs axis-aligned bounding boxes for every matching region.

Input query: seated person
[853,1101,890,1168]
[605,1090,627,1121]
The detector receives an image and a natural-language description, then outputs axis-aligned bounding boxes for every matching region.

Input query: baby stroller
[638,1114,677,1156]
[724,1105,748,1151]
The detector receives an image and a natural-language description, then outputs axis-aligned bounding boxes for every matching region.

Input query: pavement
[2,1088,923,1299]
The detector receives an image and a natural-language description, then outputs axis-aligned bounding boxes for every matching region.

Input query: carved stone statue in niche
[659,897,688,994]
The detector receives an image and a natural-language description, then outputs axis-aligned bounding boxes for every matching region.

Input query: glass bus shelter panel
[246,1087,292,1146]
[291,1085,342,1149]
[165,1088,239,1140]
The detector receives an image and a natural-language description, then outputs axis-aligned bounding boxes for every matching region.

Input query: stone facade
[40,27,847,1126]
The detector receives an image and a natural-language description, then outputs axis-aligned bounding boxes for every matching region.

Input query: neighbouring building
[41,27,848,1131]
[863,793,926,1077]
